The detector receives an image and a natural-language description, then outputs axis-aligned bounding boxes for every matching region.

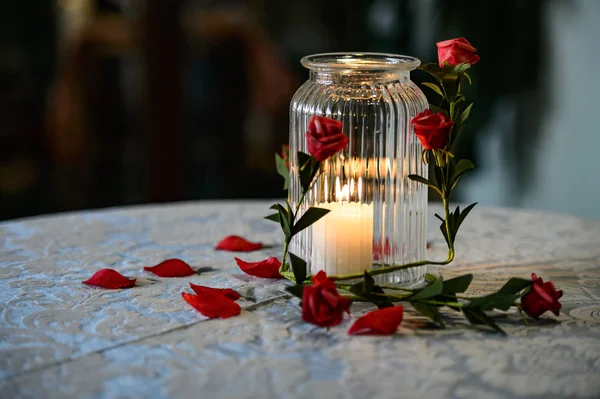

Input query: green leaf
[418,63,446,82]
[408,174,441,194]
[271,203,292,239]
[411,276,444,300]
[285,285,305,299]
[349,273,371,296]
[441,75,459,102]
[450,159,475,191]
[456,202,477,231]
[297,152,319,193]
[347,271,392,308]
[439,219,451,247]
[280,270,297,282]
[468,293,517,311]
[460,103,473,125]
[422,82,444,97]
[289,252,308,285]
[292,207,330,236]
[264,213,280,223]
[429,104,449,118]
[410,301,445,327]
[451,159,475,184]
[442,274,473,294]
[434,213,444,223]
[349,271,376,296]
[462,307,506,335]
[297,151,312,168]
[362,270,376,293]
[275,153,290,190]
[433,164,444,189]
[497,277,533,296]
[449,101,457,122]
[452,62,471,76]
[425,273,438,282]
[439,206,457,246]
[436,294,461,311]
[463,72,472,85]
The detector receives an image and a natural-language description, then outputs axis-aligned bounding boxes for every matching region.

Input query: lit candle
[310,177,373,276]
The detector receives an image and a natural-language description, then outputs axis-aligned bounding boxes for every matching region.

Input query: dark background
[1,0,598,221]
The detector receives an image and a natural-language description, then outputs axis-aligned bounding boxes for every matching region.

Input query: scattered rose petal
[182,292,241,319]
[216,235,263,252]
[348,306,404,335]
[235,257,282,278]
[190,283,241,301]
[83,269,136,289]
[427,241,431,249]
[143,259,195,277]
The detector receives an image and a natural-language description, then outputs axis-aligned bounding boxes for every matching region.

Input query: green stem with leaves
[328,256,452,281]
[281,241,290,272]
[280,192,304,271]
[442,196,455,263]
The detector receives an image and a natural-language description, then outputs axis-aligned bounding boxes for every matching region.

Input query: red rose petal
[216,235,263,252]
[234,257,282,278]
[83,269,136,289]
[189,283,241,301]
[143,259,195,277]
[348,306,404,336]
[182,292,241,319]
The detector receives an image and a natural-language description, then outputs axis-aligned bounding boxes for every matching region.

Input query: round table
[1,201,600,398]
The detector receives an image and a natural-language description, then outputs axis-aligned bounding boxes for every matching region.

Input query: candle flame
[335,177,350,202]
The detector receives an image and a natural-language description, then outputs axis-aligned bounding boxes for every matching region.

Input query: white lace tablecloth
[1,200,600,399]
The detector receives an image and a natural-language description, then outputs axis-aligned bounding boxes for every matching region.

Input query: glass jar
[288,53,429,286]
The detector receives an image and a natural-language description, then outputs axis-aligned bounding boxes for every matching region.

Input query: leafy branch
[333,273,534,334]
[265,150,329,285]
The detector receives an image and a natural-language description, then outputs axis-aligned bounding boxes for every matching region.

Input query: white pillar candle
[310,179,373,276]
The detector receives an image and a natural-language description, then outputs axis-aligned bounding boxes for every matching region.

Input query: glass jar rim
[300,52,420,72]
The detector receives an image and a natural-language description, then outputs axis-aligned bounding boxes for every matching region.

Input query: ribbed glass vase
[289,53,429,286]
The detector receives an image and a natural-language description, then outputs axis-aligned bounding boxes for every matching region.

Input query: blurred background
[1,0,599,221]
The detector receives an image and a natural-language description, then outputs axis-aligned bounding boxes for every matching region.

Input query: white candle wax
[310,202,373,276]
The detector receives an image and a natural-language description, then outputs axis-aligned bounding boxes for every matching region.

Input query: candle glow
[310,177,374,276]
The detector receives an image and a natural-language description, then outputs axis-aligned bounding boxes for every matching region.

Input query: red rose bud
[143,259,196,277]
[521,273,563,319]
[411,109,454,150]
[83,269,136,289]
[348,306,404,336]
[436,37,480,67]
[305,115,349,162]
[182,291,241,319]
[235,257,282,279]
[216,235,263,252]
[302,271,351,328]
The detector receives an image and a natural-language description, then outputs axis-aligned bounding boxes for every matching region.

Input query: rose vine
[264,38,563,335]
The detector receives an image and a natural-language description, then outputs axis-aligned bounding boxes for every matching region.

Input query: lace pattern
[1,201,599,398]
